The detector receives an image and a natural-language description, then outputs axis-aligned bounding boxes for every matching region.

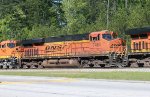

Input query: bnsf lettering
[46,45,66,52]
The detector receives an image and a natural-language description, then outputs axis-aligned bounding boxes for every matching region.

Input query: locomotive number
[110,44,122,48]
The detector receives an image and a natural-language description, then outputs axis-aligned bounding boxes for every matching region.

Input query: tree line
[0,0,149,41]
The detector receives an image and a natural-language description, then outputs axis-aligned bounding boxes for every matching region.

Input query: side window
[2,44,6,48]
[140,34,148,39]
[92,37,97,41]
[97,34,100,40]
[131,35,139,40]
[90,34,100,41]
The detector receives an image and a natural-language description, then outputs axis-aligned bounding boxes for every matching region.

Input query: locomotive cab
[0,40,16,48]
[0,40,21,69]
[89,30,114,41]
[89,30,125,54]
[0,40,21,59]
[89,30,126,67]
[89,30,112,54]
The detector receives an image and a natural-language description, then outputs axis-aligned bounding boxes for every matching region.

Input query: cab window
[90,34,100,41]
[102,34,112,40]
[7,43,16,48]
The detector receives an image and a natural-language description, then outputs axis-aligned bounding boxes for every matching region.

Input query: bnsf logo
[110,44,122,48]
[45,45,67,52]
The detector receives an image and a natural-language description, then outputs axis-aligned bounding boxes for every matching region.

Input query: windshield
[102,34,112,40]
[7,43,16,48]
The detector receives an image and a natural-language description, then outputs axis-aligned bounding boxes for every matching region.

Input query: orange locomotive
[126,27,150,67]
[0,30,126,69]
[19,30,126,68]
[0,40,21,68]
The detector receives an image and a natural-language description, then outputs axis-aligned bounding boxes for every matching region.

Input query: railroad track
[0,68,150,72]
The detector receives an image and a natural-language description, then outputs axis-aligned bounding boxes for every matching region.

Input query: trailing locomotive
[0,30,126,69]
[126,27,150,67]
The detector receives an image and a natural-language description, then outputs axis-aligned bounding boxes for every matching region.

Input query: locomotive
[126,27,150,67]
[0,27,149,69]
[0,30,126,69]
[0,40,21,68]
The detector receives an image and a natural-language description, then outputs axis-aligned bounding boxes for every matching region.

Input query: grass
[0,71,150,81]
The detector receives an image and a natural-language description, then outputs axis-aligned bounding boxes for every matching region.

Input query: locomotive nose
[110,38,122,47]
[110,38,126,53]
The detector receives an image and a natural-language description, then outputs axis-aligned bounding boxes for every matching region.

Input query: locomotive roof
[19,33,89,45]
[20,38,44,45]
[125,27,150,35]
[1,40,17,44]
[44,33,89,43]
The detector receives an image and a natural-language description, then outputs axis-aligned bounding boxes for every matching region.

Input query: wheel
[89,64,94,68]
[143,62,150,67]
[8,65,13,69]
[78,60,86,68]
[138,63,144,67]
[2,65,8,69]
[23,65,28,69]
[16,65,20,69]
[30,65,37,69]
[99,64,105,68]
[38,65,44,69]
[130,63,139,68]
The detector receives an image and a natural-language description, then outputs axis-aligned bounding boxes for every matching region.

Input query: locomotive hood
[126,27,150,35]
[109,38,126,53]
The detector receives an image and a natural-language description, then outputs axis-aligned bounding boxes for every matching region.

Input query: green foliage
[0,0,150,40]
[0,0,60,40]
[62,0,87,34]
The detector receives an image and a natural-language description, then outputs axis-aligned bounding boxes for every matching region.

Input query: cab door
[90,34,101,47]
[89,34,101,54]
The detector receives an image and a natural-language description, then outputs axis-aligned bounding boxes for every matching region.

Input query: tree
[62,0,88,34]
[0,0,62,40]
[0,0,150,40]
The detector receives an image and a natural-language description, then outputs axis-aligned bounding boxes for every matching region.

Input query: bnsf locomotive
[0,27,149,69]
[0,30,126,69]
[126,27,150,67]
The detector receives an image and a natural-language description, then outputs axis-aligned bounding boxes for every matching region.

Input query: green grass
[0,71,150,81]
